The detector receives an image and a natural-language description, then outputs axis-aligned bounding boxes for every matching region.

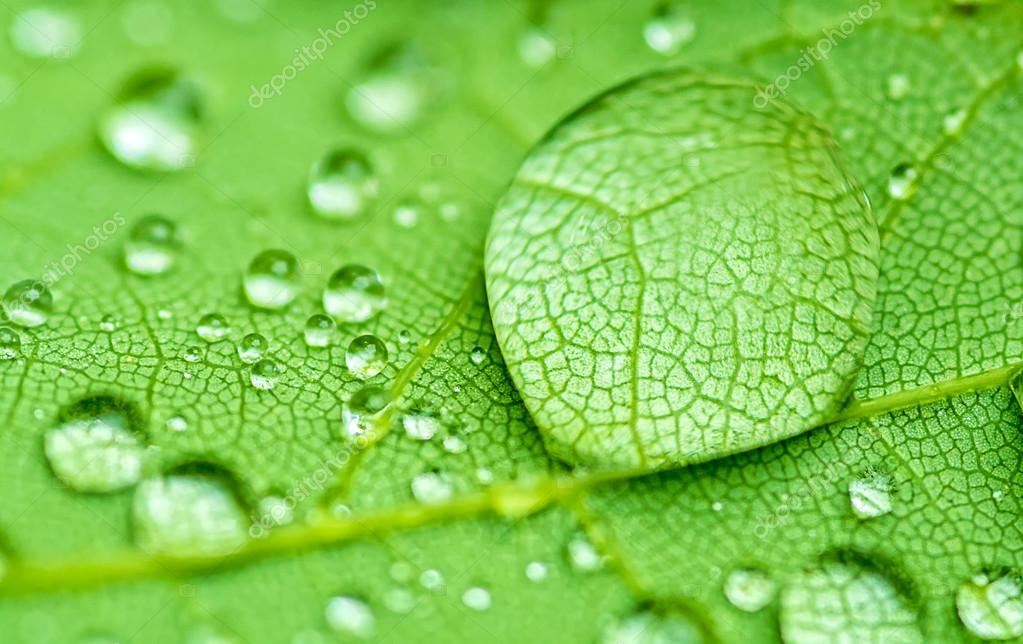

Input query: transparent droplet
[243,249,300,310]
[410,471,453,504]
[567,533,603,572]
[886,73,910,100]
[307,149,378,220]
[643,5,695,55]
[402,411,440,441]
[346,45,434,133]
[342,385,391,439]
[382,587,415,614]
[469,346,486,365]
[132,469,249,557]
[601,608,702,644]
[258,494,294,528]
[196,313,230,342]
[10,8,81,59]
[166,415,188,433]
[518,27,557,67]
[346,334,388,379]
[98,68,202,172]
[442,434,466,454]
[124,214,178,275]
[303,314,335,348]
[44,397,145,493]
[323,265,387,322]
[0,326,21,360]
[3,279,53,327]
[474,467,494,485]
[461,586,491,612]
[397,329,411,344]
[887,163,919,200]
[848,473,893,519]
[957,572,1023,640]
[392,198,422,228]
[237,332,267,364]
[249,358,281,390]
[182,345,204,363]
[324,596,374,639]
[943,108,967,136]
[99,314,118,332]
[525,561,549,583]
[724,568,776,613]
[419,569,445,592]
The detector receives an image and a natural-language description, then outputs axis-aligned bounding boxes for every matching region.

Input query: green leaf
[1,1,1023,643]
[485,68,879,468]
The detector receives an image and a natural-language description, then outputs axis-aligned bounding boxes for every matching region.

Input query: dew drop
[886,73,910,100]
[848,472,893,519]
[957,572,1023,640]
[166,415,188,433]
[98,68,203,172]
[132,468,249,557]
[410,471,453,504]
[342,385,391,439]
[243,249,300,310]
[323,265,387,323]
[0,326,21,360]
[643,5,695,55]
[419,569,445,592]
[525,561,549,583]
[566,533,603,572]
[99,314,117,332]
[887,163,919,200]
[249,358,281,390]
[237,332,267,364]
[196,313,230,342]
[388,560,415,583]
[324,596,375,639]
[3,279,53,328]
[124,214,178,275]
[392,198,422,228]
[307,149,378,221]
[346,334,388,379]
[461,586,491,612]
[304,314,335,348]
[943,108,967,136]
[469,346,486,365]
[346,45,433,133]
[724,568,776,613]
[518,26,557,67]
[442,435,466,454]
[402,411,440,441]
[44,397,145,493]
[474,467,494,485]
[10,7,81,59]
[258,494,294,528]
[601,608,702,644]
[397,329,411,344]
[182,345,204,363]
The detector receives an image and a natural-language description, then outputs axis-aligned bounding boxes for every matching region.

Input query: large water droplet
[402,411,440,441]
[250,358,281,390]
[325,596,374,639]
[601,608,703,644]
[196,313,230,342]
[461,586,491,611]
[98,68,202,172]
[124,214,178,275]
[132,468,249,557]
[342,385,391,439]
[3,279,53,328]
[848,472,893,519]
[346,45,434,133]
[724,568,776,613]
[10,8,81,59]
[957,572,1023,640]
[887,163,919,200]
[410,471,453,504]
[307,149,378,221]
[243,249,300,310]
[323,265,386,323]
[44,397,145,493]
[0,326,21,360]
[237,332,267,364]
[304,314,335,347]
[643,5,695,55]
[346,334,388,379]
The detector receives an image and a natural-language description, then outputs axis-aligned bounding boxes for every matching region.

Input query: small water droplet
[420,568,444,592]
[601,608,702,644]
[402,411,440,441]
[469,346,486,365]
[325,596,374,639]
[643,5,695,55]
[124,214,178,275]
[724,568,776,612]
[382,587,415,614]
[99,314,118,332]
[442,434,466,454]
[342,385,391,439]
[303,314,335,348]
[237,332,267,364]
[44,397,145,493]
[196,313,230,342]
[10,7,81,59]
[307,149,378,220]
[243,249,300,310]
[132,468,249,557]
[887,163,919,200]
[410,471,453,504]
[711,500,723,512]
[346,334,388,379]
[461,586,491,611]
[0,326,22,360]
[389,561,415,583]
[525,561,549,583]
[249,358,281,390]
[957,572,1023,640]
[994,489,1004,502]
[518,26,557,67]
[347,45,434,133]
[166,415,188,432]
[258,494,294,527]
[98,68,203,172]
[943,108,967,136]
[323,265,387,323]
[849,472,893,519]
[439,201,461,222]
[182,345,204,362]
[3,279,53,327]
[886,73,910,100]
[391,197,422,229]
[566,533,603,572]
[397,329,411,344]
[475,467,494,485]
